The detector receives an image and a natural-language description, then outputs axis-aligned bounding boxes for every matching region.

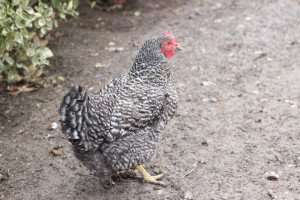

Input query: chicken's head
[160,31,181,59]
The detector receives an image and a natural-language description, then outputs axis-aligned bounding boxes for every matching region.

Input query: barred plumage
[59,33,179,186]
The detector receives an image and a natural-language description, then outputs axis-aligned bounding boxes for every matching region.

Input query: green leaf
[16,63,26,69]
[14,32,24,44]
[25,7,35,15]
[51,0,60,9]
[54,19,58,27]
[38,18,46,27]
[40,28,46,36]
[15,16,25,29]
[31,56,40,66]
[26,48,35,57]
[59,12,66,19]
[7,69,22,83]
[67,0,73,10]
[40,47,53,59]
[0,60,7,73]
[90,1,96,8]
[12,0,21,6]
[4,55,14,66]
[2,29,8,35]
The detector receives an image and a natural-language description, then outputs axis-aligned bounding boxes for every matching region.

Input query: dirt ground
[1,0,300,199]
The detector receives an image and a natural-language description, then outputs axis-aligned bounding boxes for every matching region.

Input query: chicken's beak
[176,43,183,51]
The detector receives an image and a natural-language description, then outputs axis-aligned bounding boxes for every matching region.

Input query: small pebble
[134,11,141,17]
[17,129,25,134]
[91,52,99,57]
[284,99,296,106]
[105,47,124,52]
[108,42,116,46]
[184,191,193,200]
[201,81,214,86]
[95,63,106,68]
[57,76,65,82]
[46,134,55,139]
[201,140,208,146]
[267,190,276,199]
[156,189,163,195]
[255,119,262,123]
[49,146,64,156]
[265,171,279,181]
[49,122,58,130]
[213,3,222,9]
[245,16,252,21]
[0,171,9,182]
[195,9,201,16]
[214,18,222,23]
[202,97,217,103]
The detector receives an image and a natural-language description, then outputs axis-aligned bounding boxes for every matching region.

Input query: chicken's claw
[135,165,166,187]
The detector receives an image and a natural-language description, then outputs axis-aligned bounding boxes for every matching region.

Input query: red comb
[163,31,175,39]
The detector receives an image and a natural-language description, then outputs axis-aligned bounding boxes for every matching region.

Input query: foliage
[0,0,78,84]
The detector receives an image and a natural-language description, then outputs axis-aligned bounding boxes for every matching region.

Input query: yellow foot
[135,165,166,186]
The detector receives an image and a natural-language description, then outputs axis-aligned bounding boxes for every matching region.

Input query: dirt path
[1,0,300,199]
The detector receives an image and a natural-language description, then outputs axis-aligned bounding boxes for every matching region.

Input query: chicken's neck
[129,60,171,84]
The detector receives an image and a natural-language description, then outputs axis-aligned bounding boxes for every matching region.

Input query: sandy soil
[1,0,300,199]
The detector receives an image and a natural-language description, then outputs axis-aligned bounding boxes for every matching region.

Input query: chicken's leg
[135,165,165,186]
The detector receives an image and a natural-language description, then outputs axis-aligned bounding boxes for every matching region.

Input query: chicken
[59,32,180,187]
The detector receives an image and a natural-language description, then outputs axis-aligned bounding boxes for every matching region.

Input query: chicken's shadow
[73,173,151,198]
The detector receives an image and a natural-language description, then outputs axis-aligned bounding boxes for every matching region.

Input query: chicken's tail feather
[59,85,87,142]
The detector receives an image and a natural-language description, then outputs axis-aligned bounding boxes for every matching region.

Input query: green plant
[0,0,78,84]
